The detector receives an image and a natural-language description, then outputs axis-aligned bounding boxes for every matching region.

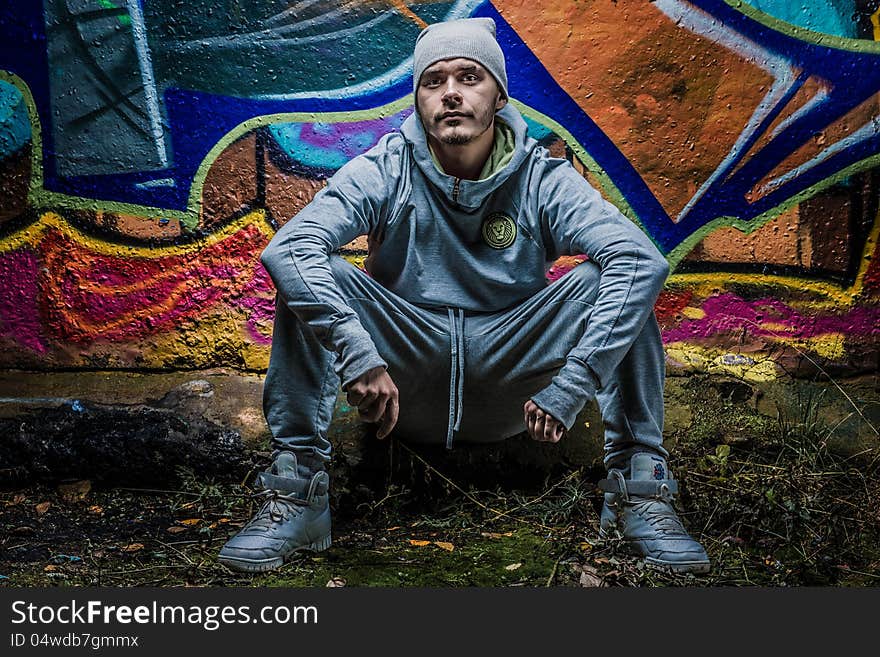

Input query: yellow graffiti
[664,342,780,382]
[680,306,706,320]
[776,333,846,361]
[0,210,273,257]
[138,310,269,371]
[669,207,880,309]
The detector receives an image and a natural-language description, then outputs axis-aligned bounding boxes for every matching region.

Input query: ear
[495,93,508,111]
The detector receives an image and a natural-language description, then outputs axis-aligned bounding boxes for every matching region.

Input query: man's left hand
[523,400,566,443]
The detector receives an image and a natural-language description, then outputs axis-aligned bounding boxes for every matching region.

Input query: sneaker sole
[218,533,332,573]
[644,556,711,575]
[598,527,711,575]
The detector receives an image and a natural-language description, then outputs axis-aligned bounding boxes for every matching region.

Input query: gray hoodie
[260,103,670,430]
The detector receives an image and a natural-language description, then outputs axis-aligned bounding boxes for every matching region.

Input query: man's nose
[441,81,462,103]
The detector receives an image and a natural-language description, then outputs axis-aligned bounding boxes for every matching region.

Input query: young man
[219,18,710,574]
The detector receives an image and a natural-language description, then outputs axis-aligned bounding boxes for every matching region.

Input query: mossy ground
[2,375,878,588]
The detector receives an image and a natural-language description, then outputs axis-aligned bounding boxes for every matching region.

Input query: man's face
[416,58,507,147]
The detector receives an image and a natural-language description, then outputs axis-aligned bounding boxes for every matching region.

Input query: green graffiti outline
[726,0,880,52]
[511,100,652,237]
[666,151,880,270]
[97,0,131,27]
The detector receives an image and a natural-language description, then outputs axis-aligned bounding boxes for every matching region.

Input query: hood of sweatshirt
[399,102,539,210]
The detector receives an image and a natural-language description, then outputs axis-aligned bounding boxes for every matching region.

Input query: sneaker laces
[629,496,689,536]
[242,490,307,531]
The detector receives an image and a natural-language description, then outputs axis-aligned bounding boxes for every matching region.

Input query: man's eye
[462,74,478,82]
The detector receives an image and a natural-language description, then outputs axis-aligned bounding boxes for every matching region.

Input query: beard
[440,131,474,145]
[435,114,493,146]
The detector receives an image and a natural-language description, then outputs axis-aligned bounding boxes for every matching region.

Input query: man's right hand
[344,366,399,439]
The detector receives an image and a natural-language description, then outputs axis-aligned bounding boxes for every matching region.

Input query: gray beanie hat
[412,17,508,98]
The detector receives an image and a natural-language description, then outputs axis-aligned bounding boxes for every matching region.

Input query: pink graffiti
[0,248,48,352]
[661,293,880,344]
[234,263,275,345]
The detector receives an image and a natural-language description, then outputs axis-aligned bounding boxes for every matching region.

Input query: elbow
[259,240,282,279]
[651,253,670,282]
[644,251,670,294]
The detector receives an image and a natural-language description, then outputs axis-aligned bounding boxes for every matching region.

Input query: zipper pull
[452,178,461,204]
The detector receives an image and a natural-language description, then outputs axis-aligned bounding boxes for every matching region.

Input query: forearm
[261,228,386,389]
[534,158,670,427]
[260,142,397,387]
[531,248,668,428]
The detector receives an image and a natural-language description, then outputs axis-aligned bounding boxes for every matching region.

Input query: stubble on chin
[441,132,473,145]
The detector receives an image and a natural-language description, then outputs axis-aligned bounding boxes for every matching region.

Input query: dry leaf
[578,541,593,551]
[578,565,604,588]
[434,541,454,552]
[409,539,431,547]
[122,543,144,553]
[326,577,346,587]
[43,564,57,572]
[35,501,51,515]
[386,526,401,531]
[480,532,513,539]
[166,526,187,534]
[178,518,201,526]
[504,562,522,571]
[57,480,91,502]
[218,518,231,524]
[87,505,104,515]
[13,494,25,504]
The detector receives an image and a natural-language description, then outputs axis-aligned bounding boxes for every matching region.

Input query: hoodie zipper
[452,177,461,204]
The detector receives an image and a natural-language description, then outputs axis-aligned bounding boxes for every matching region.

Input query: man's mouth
[437,112,470,121]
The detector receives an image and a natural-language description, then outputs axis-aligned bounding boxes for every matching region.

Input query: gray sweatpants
[263,256,667,470]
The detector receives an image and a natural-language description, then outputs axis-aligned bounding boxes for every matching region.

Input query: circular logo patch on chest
[481,213,517,249]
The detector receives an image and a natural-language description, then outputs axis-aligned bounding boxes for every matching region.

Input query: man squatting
[219,18,711,574]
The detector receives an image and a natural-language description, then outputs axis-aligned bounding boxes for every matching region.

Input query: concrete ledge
[2,369,877,495]
[0,369,605,492]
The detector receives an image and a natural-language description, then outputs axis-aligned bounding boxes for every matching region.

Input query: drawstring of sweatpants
[446,308,466,449]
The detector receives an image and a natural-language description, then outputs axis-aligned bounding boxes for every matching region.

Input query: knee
[328,254,364,288]
[555,260,601,303]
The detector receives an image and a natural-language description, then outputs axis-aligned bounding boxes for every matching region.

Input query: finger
[357,390,378,413]
[527,412,537,440]
[543,417,554,442]
[362,395,388,424]
[377,398,399,439]
[555,423,565,442]
[533,413,547,441]
[545,419,560,443]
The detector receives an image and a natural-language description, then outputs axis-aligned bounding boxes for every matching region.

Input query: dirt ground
[2,375,879,588]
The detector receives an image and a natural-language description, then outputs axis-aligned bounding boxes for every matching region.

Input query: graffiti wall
[0,0,878,381]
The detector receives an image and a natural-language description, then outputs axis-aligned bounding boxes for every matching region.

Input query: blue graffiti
[488,0,880,253]
[0,80,29,158]
[268,108,556,178]
[744,0,859,38]
[0,0,877,258]
[0,0,480,209]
